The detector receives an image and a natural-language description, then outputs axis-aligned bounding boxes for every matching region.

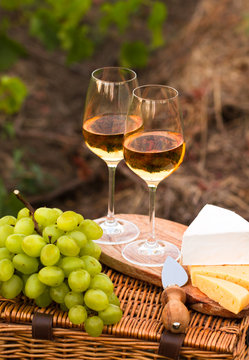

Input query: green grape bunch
[0,207,122,337]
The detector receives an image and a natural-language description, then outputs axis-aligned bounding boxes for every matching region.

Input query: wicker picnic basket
[0,264,249,360]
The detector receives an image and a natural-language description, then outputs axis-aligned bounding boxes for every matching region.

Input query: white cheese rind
[181,204,249,265]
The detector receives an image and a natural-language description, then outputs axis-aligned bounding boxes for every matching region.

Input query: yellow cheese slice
[192,274,249,314]
[189,265,249,290]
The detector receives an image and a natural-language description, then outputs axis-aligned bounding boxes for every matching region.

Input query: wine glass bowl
[122,85,185,266]
[83,67,138,165]
[82,67,140,245]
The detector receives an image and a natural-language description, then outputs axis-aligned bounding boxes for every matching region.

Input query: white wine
[123,130,185,185]
[83,114,142,163]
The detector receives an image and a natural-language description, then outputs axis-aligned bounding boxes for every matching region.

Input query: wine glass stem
[147,184,157,247]
[107,164,117,224]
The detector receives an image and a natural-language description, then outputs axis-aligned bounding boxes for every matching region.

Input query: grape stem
[13,189,42,235]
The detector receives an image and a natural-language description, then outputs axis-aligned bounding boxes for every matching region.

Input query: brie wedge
[181,204,249,265]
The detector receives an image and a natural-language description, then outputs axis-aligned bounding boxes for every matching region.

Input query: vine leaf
[0,76,28,115]
[120,41,149,68]
[0,33,27,71]
[148,1,168,49]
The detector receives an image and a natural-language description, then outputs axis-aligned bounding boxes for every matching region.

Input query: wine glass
[82,67,140,244]
[122,85,185,266]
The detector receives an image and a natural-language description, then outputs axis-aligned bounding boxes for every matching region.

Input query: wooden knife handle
[161,285,190,334]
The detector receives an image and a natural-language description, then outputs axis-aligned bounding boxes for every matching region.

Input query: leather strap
[158,330,185,360]
[32,312,53,340]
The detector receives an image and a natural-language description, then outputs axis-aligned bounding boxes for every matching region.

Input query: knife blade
[161,256,190,334]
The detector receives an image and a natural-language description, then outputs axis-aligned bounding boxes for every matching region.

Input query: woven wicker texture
[0,267,249,360]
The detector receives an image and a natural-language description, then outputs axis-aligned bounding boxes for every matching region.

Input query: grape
[22,234,46,257]
[60,302,68,311]
[14,217,34,236]
[0,224,14,247]
[1,274,23,299]
[52,208,63,217]
[0,259,14,281]
[40,244,60,266]
[96,272,110,279]
[91,243,101,260]
[68,269,91,292]
[35,287,52,307]
[90,273,114,296]
[64,291,84,309]
[58,256,85,277]
[34,207,59,227]
[17,208,30,219]
[79,240,94,256]
[25,273,46,299]
[81,256,102,277]
[57,211,80,232]
[42,225,64,244]
[21,274,29,285]
[67,231,87,249]
[108,292,120,307]
[68,305,87,325]
[0,215,16,226]
[76,213,84,224]
[12,253,39,274]
[50,282,69,304]
[56,235,80,257]
[84,289,109,311]
[38,266,64,287]
[0,247,12,260]
[79,239,101,259]
[49,208,62,223]
[98,304,123,325]
[5,234,25,254]
[79,219,103,240]
[84,316,104,337]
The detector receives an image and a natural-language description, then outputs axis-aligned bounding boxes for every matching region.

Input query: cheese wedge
[181,204,249,265]
[192,274,249,314]
[189,265,249,290]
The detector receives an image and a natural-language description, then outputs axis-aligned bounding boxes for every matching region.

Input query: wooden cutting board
[99,214,249,319]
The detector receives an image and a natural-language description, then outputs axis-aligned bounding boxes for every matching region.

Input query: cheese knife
[161,256,190,333]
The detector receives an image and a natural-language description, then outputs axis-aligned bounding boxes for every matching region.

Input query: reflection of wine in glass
[124,131,185,183]
[83,114,142,162]
[122,85,185,267]
[82,67,140,245]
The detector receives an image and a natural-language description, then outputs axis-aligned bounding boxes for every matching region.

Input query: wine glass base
[94,217,140,245]
[122,239,180,267]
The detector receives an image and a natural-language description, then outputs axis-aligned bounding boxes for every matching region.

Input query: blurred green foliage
[0,0,168,68]
[0,179,23,217]
[120,41,149,68]
[0,0,168,212]
[148,1,168,48]
[12,149,55,196]
[0,76,28,115]
[0,33,27,71]
[0,147,56,217]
